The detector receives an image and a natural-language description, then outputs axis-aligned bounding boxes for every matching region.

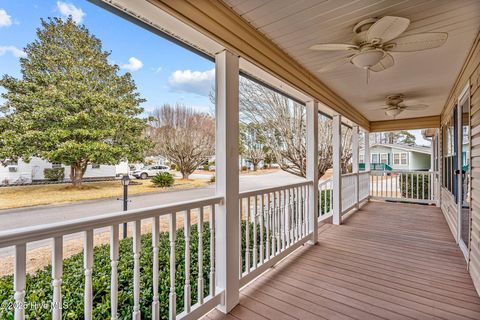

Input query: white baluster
[197,207,204,305]
[169,213,177,320]
[14,244,26,320]
[253,195,258,269]
[184,210,191,313]
[281,189,286,250]
[259,194,264,265]
[152,217,159,320]
[265,193,270,260]
[272,192,277,256]
[209,205,215,297]
[52,237,63,320]
[133,220,141,320]
[110,225,119,320]
[84,230,93,320]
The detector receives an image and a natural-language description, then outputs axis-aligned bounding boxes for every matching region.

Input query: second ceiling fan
[310,16,448,77]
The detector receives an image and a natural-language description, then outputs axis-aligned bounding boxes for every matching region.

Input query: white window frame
[359,154,365,163]
[380,153,388,164]
[393,153,400,165]
[91,164,101,169]
[400,153,408,165]
[371,153,379,163]
[52,163,62,169]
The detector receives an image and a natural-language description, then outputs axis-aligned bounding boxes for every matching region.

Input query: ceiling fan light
[385,108,403,117]
[350,50,384,68]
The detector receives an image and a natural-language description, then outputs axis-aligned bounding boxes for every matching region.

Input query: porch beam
[370,116,440,132]
[306,100,319,244]
[332,115,342,225]
[215,50,239,313]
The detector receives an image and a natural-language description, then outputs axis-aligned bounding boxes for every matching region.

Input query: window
[6,160,18,166]
[359,154,365,163]
[442,108,456,196]
[401,153,408,165]
[371,153,379,163]
[91,164,100,169]
[8,167,18,172]
[380,153,388,164]
[52,163,62,168]
[393,153,400,165]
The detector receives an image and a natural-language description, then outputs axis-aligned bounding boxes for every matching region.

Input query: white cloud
[0,46,27,58]
[0,9,12,27]
[154,66,163,73]
[57,1,85,24]
[168,68,215,96]
[121,57,143,72]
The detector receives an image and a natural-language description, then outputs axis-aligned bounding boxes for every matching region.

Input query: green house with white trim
[359,143,431,171]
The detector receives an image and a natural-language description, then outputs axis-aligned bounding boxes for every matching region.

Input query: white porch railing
[0,196,224,320]
[318,179,333,219]
[369,170,437,204]
[238,181,312,287]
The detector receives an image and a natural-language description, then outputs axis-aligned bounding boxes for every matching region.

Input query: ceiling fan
[375,94,428,118]
[310,16,448,79]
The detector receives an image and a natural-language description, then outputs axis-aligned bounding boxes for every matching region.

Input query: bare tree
[240,123,266,171]
[239,77,352,178]
[147,104,215,179]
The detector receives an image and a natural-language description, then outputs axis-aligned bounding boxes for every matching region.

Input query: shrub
[151,172,174,187]
[263,164,268,169]
[203,164,209,171]
[170,164,176,170]
[399,173,430,199]
[0,222,260,319]
[241,165,248,171]
[43,167,65,181]
[0,224,212,319]
[209,175,215,183]
[318,189,332,216]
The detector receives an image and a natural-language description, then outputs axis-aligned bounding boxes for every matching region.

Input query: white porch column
[332,115,342,225]
[364,131,370,172]
[215,50,240,313]
[306,100,319,244]
[352,125,359,208]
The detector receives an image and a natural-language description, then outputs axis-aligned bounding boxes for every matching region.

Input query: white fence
[369,170,437,204]
[238,181,313,287]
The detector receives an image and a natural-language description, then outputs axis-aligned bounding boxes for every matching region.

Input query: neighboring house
[359,143,431,171]
[0,157,129,185]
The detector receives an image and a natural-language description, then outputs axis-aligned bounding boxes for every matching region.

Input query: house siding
[440,31,480,296]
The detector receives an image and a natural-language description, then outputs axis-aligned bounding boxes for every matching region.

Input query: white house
[359,143,431,171]
[0,157,129,185]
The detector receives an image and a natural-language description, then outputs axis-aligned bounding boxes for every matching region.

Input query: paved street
[0,171,305,231]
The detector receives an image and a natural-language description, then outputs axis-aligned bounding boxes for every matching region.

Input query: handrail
[239,180,312,198]
[0,195,223,248]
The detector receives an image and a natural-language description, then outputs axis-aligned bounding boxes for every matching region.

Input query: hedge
[399,173,430,199]
[44,168,65,181]
[0,222,261,319]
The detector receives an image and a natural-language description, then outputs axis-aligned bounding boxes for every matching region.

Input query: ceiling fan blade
[404,104,428,110]
[385,32,448,52]
[318,55,353,72]
[369,53,394,72]
[366,16,410,43]
[310,43,358,51]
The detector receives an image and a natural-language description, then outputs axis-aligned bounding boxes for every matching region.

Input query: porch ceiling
[222,0,480,122]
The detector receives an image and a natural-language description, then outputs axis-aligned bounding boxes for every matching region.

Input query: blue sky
[0,1,429,146]
[0,0,215,115]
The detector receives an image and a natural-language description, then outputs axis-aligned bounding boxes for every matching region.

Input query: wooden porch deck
[205,201,480,320]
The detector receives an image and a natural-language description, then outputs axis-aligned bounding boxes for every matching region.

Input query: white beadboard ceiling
[222,0,480,122]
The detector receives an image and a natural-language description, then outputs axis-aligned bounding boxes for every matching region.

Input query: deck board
[204,201,480,320]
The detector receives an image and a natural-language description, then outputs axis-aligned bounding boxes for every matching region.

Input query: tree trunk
[181,170,190,180]
[71,163,87,187]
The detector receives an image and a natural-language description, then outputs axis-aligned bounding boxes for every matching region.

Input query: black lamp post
[121,174,130,238]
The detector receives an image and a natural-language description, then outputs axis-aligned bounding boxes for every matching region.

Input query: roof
[362,143,431,155]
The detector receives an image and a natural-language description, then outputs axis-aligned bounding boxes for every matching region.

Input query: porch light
[350,50,384,69]
[385,108,403,117]
[121,174,130,186]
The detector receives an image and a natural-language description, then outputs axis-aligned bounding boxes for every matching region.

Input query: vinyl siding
[441,31,480,296]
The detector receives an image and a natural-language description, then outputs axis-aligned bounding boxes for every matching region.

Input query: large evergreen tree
[0,18,151,187]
